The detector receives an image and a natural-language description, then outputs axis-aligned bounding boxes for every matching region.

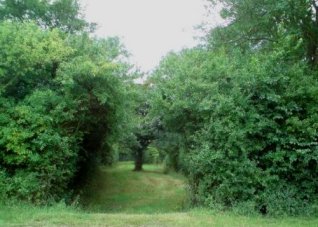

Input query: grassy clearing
[1,162,318,226]
[80,161,187,213]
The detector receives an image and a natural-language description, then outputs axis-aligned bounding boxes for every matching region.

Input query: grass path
[80,162,187,213]
[1,162,318,226]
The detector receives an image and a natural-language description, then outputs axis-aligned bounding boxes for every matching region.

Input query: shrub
[0,22,129,204]
[152,48,318,215]
[0,90,79,203]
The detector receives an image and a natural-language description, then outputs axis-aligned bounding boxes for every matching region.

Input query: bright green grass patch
[1,204,318,227]
[80,161,188,213]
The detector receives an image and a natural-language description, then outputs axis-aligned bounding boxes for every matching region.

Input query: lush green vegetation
[149,0,318,216]
[151,47,318,216]
[0,0,134,204]
[0,0,318,224]
[1,163,318,226]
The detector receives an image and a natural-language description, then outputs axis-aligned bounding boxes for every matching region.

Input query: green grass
[1,204,318,227]
[80,161,187,213]
[1,162,318,226]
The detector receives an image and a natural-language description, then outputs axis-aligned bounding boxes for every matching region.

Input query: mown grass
[1,203,318,227]
[80,161,187,213]
[1,162,318,226]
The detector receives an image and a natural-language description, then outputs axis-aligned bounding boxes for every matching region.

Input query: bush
[0,90,79,203]
[152,48,318,215]
[0,22,129,204]
[190,53,318,215]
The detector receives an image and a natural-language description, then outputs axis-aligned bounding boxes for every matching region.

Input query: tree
[0,0,94,33]
[0,22,71,100]
[128,84,156,171]
[0,22,130,204]
[208,0,318,66]
[151,45,318,215]
[150,48,217,171]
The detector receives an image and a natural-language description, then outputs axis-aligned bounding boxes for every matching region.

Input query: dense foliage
[0,0,93,33]
[150,1,318,216]
[208,0,318,66]
[0,16,130,203]
[1,0,318,217]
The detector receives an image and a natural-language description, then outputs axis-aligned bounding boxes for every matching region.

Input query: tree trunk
[134,149,143,171]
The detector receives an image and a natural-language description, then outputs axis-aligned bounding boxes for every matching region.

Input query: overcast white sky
[80,0,223,72]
